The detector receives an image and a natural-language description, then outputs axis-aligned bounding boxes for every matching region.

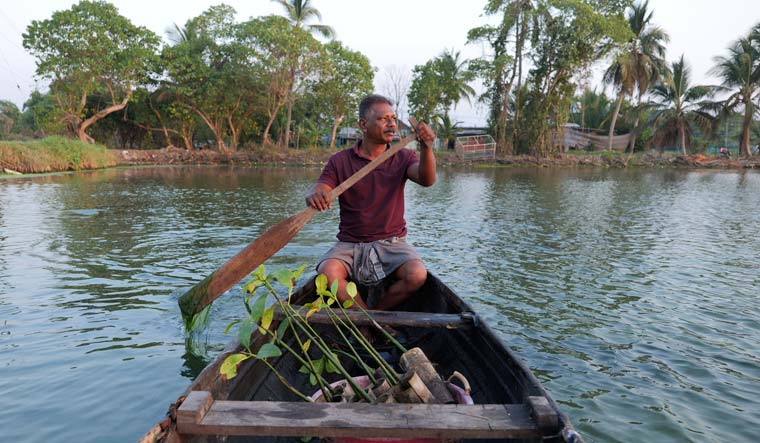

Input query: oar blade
[178,207,318,324]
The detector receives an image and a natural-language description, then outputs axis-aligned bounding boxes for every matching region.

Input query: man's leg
[374,259,427,311]
[317,258,370,309]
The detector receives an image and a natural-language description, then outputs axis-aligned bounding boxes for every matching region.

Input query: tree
[271,0,334,39]
[0,100,20,137]
[408,49,475,125]
[467,0,535,154]
[436,49,476,121]
[603,0,669,152]
[313,41,374,149]
[571,88,613,130]
[381,65,411,121]
[648,56,715,155]
[468,0,631,156]
[408,60,443,123]
[23,0,160,143]
[162,5,274,151]
[521,0,631,155]
[710,23,760,157]
[272,0,334,148]
[237,15,323,146]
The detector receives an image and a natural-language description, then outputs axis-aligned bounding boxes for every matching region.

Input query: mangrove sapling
[222,265,381,403]
[262,270,374,402]
[312,274,402,385]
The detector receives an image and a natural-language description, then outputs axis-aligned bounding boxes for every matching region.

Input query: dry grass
[0,136,118,174]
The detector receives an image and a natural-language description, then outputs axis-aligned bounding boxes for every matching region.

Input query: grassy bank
[0,136,119,174]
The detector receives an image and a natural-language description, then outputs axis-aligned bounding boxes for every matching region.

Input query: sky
[1,0,759,126]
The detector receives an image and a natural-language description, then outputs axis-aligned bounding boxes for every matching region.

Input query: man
[305,94,436,310]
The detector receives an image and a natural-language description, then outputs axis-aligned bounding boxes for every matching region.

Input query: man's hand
[415,121,436,149]
[305,184,334,211]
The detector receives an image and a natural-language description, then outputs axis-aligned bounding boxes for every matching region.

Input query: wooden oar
[178,119,423,326]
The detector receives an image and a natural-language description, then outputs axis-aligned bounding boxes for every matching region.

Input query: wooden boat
[140,274,583,443]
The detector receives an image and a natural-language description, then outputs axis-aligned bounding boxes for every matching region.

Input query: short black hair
[359,94,393,120]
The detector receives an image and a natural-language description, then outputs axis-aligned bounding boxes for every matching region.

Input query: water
[1,166,758,443]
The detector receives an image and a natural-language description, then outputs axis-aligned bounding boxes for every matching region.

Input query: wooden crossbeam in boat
[177,391,542,439]
[274,306,475,329]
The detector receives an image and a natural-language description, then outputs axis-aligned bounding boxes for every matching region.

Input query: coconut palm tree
[272,0,335,39]
[603,0,669,152]
[436,49,476,122]
[648,55,715,155]
[710,23,760,157]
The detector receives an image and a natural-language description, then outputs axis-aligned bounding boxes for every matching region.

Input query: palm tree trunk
[608,92,624,151]
[741,101,753,157]
[680,123,687,156]
[628,95,643,155]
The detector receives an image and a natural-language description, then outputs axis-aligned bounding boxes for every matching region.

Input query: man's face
[361,103,397,144]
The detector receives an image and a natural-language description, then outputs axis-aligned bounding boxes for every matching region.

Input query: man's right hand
[305,184,334,211]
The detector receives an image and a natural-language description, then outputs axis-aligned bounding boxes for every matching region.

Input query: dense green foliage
[647,56,715,155]
[22,0,160,143]
[3,1,759,158]
[710,24,760,156]
[603,0,669,152]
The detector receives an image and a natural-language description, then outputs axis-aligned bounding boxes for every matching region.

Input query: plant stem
[323,309,377,384]
[358,306,407,353]
[265,281,373,403]
[259,357,314,402]
[329,306,399,384]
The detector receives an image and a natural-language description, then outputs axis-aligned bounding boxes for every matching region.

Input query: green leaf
[342,299,354,309]
[315,274,328,294]
[220,353,250,380]
[301,339,312,352]
[309,373,317,385]
[305,306,319,318]
[261,305,275,330]
[298,364,310,374]
[243,278,263,295]
[224,320,240,335]
[256,343,282,359]
[276,317,290,339]
[292,264,308,282]
[250,293,267,324]
[325,354,340,374]
[253,264,266,280]
[346,282,357,298]
[271,269,293,289]
[314,356,325,375]
[330,279,339,297]
[238,319,253,350]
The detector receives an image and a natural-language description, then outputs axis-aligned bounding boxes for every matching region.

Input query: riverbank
[111,146,760,170]
[3,141,760,175]
[0,137,118,174]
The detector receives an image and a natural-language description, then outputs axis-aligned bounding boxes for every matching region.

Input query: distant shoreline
[3,142,760,176]
[109,146,760,170]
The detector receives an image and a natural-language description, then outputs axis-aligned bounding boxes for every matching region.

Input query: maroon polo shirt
[317,141,419,242]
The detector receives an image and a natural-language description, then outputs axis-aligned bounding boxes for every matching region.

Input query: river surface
[1,165,758,443]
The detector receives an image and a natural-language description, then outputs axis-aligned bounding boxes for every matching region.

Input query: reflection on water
[1,166,759,443]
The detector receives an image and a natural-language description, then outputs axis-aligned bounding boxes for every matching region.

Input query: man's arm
[407,122,437,187]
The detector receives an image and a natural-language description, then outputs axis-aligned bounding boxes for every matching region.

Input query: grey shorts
[317,236,422,286]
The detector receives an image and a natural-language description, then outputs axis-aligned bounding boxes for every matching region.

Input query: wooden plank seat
[274,306,478,329]
[177,391,550,439]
